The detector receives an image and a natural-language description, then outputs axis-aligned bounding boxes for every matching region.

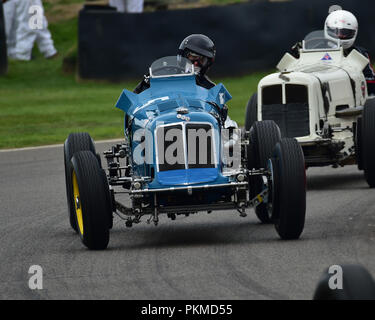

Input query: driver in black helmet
[134,34,217,94]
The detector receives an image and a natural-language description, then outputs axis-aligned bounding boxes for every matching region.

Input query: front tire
[271,138,306,239]
[99,169,113,229]
[362,99,375,187]
[64,132,97,232]
[248,120,281,223]
[70,151,111,250]
[355,117,363,171]
[245,92,258,131]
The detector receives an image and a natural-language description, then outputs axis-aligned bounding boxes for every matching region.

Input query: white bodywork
[257,36,370,166]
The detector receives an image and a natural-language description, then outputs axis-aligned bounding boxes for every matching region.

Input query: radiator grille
[262,103,310,138]
[156,124,185,172]
[155,123,215,171]
[262,84,309,138]
[186,123,215,169]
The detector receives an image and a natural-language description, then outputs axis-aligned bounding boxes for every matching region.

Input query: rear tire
[313,265,375,300]
[248,120,281,223]
[64,132,97,232]
[362,99,375,187]
[271,138,306,239]
[70,151,110,250]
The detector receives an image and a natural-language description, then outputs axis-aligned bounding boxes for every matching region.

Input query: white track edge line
[0,138,124,153]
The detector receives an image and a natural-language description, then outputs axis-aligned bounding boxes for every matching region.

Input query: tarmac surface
[0,141,374,299]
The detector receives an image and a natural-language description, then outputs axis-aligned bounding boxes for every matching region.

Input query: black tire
[96,153,103,169]
[271,138,306,239]
[64,132,96,232]
[355,116,363,171]
[100,169,113,229]
[248,120,281,170]
[70,151,110,250]
[248,120,281,223]
[313,265,375,300]
[245,92,258,131]
[362,99,375,187]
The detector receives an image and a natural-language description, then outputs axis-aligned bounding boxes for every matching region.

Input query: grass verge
[0,16,265,149]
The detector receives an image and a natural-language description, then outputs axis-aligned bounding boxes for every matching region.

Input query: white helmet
[324,9,358,49]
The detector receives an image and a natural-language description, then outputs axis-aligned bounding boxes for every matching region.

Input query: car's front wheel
[270,138,306,240]
[70,151,111,250]
[355,116,363,171]
[245,92,258,131]
[64,132,97,232]
[362,99,375,187]
[248,120,281,223]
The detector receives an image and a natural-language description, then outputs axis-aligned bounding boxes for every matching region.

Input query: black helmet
[178,34,216,74]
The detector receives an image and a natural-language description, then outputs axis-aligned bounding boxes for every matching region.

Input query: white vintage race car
[246,30,375,187]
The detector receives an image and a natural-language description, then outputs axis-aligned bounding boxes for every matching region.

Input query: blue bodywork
[115,75,233,191]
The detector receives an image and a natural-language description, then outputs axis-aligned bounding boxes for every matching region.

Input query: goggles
[327,27,356,40]
[186,52,208,67]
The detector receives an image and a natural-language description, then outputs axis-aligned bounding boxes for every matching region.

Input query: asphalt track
[0,140,374,300]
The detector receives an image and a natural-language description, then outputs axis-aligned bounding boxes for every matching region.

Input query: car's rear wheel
[313,265,375,300]
[248,120,281,223]
[70,151,111,250]
[64,132,97,232]
[362,99,375,187]
[271,138,306,239]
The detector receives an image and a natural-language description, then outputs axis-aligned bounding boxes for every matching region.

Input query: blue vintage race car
[64,56,307,250]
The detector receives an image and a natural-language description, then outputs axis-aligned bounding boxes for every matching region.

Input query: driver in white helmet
[324,9,375,95]
[291,8,375,95]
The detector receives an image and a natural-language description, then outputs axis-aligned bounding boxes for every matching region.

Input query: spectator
[109,0,144,13]
[3,0,57,61]
[3,0,17,58]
